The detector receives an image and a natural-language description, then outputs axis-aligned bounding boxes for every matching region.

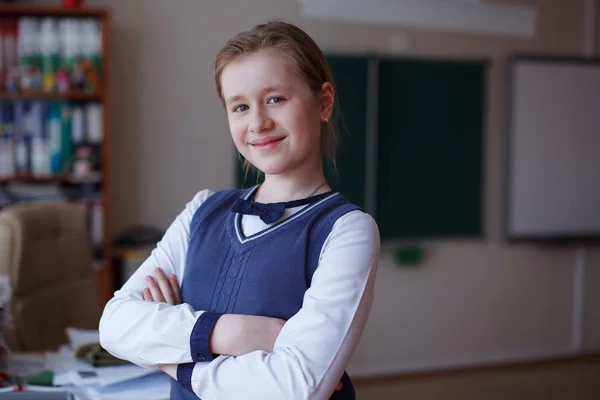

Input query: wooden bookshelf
[0,90,102,101]
[0,5,113,304]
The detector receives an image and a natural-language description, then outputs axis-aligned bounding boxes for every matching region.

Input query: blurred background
[0,0,598,398]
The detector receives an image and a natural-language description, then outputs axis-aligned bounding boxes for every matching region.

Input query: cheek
[286,104,318,133]
[294,109,321,145]
[228,118,246,144]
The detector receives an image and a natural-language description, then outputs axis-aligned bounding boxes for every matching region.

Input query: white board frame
[502,55,600,243]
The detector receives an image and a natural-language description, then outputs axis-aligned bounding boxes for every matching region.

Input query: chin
[255,165,288,176]
[251,159,292,176]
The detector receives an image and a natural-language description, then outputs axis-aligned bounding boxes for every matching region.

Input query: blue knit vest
[171,187,360,399]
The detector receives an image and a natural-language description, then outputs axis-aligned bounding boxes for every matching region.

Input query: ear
[320,82,335,122]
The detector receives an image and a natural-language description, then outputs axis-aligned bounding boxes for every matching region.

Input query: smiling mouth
[250,137,285,147]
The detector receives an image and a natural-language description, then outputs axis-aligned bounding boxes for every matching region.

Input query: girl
[99,21,380,400]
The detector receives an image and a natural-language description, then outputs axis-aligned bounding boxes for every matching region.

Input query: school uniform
[99,186,380,400]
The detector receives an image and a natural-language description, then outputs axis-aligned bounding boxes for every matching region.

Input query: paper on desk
[24,385,89,400]
[69,364,159,387]
[65,327,100,351]
[84,371,171,400]
[5,349,86,383]
[47,347,158,388]
[47,347,93,386]
[46,346,91,372]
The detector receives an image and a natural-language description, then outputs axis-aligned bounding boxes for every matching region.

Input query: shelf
[0,4,114,296]
[0,90,102,101]
[0,5,109,18]
[0,173,102,185]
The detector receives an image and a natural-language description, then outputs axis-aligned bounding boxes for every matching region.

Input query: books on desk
[83,371,171,400]
[0,381,84,399]
[47,349,170,399]
[4,352,170,400]
[3,328,171,400]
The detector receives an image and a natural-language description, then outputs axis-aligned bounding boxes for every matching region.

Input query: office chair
[0,201,103,351]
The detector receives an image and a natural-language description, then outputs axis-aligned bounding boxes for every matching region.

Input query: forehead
[220,48,307,100]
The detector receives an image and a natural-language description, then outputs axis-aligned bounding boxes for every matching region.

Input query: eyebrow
[225,95,243,105]
[224,84,290,105]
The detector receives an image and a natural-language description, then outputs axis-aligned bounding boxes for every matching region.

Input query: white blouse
[99,189,380,399]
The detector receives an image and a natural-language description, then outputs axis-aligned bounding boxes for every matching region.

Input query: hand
[210,314,286,356]
[145,277,343,391]
[143,267,182,305]
[141,270,286,357]
[158,364,177,380]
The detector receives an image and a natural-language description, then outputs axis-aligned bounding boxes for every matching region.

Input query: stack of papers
[48,348,170,399]
[6,328,172,399]
[66,327,100,352]
[84,372,171,400]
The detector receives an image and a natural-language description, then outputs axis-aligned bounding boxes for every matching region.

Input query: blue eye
[233,104,249,113]
[268,97,284,104]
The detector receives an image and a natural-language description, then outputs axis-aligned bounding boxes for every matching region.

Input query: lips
[249,136,286,147]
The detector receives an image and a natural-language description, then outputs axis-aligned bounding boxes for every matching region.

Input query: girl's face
[221,48,330,178]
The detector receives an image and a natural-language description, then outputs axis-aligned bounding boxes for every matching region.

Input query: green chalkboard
[235,55,369,210]
[233,54,484,240]
[324,55,369,208]
[376,58,486,239]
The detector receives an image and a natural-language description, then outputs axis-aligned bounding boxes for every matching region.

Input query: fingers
[154,268,178,305]
[144,268,182,305]
[146,274,166,303]
[142,288,154,302]
[168,274,182,305]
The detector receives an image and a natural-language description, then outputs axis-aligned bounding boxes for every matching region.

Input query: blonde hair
[214,21,337,177]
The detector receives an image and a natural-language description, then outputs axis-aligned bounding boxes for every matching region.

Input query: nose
[248,106,274,134]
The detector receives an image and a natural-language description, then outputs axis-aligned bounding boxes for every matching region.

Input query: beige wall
[78,0,599,376]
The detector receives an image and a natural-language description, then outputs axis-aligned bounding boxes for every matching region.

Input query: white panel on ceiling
[298,0,537,37]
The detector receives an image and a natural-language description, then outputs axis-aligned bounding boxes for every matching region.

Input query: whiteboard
[504,56,600,241]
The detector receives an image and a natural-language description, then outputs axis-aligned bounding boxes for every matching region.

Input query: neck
[255,162,329,203]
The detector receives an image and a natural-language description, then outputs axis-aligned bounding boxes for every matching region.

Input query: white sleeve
[98,189,214,368]
[188,210,380,400]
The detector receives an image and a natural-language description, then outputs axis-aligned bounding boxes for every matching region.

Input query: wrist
[208,313,232,355]
[190,312,224,362]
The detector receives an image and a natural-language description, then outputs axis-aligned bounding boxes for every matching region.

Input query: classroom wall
[58,0,600,375]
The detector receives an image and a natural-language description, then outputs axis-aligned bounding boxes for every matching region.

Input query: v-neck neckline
[231,185,339,244]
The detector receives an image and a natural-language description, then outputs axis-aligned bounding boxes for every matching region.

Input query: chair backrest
[0,201,103,351]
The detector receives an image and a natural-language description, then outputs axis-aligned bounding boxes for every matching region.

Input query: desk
[4,352,170,400]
